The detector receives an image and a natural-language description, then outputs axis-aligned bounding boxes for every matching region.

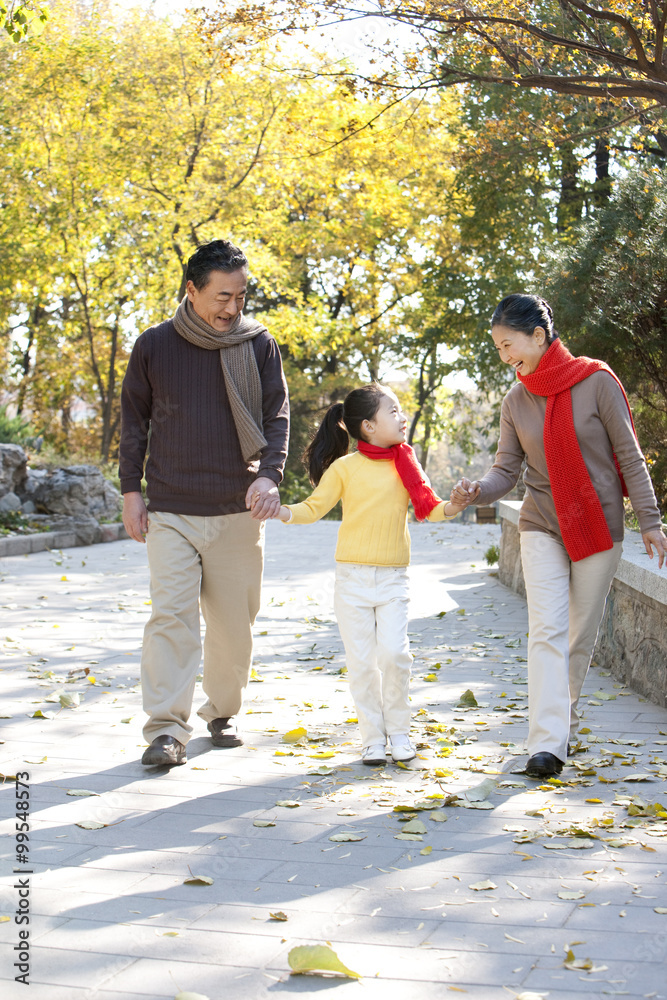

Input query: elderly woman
[452,293,667,779]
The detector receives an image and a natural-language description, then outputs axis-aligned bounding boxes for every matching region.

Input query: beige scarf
[173,295,268,462]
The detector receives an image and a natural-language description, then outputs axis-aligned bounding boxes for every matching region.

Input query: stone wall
[498,500,667,708]
[0,443,124,554]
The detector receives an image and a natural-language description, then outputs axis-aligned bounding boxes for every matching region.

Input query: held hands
[246,477,281,521]
[643,528,667,570]
[449,478,482,510]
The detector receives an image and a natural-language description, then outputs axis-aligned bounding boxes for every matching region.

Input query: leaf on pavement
[329,832,365,842]
[253,820,275,828]
[401,819,428,834]
[183,875,214,886]
[469,880,497,891]
[59,691,80,709]
[464,778,496,802]
[282,726,307,744]
[457,689,478,708]
[288,944,361,978]
[67,789,99,797]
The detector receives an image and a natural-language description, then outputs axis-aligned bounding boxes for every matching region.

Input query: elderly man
[119,239,289,766]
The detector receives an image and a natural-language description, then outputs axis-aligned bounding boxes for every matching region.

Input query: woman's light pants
[334,563,412,749]
[520,531,622,763]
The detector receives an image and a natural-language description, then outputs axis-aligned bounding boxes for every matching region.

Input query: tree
[541,166,667,508]
[203,1,667,152]
[1,0,463,469]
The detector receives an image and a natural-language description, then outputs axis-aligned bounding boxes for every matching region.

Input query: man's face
[186,268,248,332]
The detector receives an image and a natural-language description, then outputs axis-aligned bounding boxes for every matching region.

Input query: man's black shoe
[141,735,187,766]
[525,751,563,778]
[208,717,243,748]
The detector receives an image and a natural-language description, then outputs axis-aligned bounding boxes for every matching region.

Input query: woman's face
[491,323,549,376]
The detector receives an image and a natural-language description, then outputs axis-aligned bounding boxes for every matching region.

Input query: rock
[0,491,21,512]
[20,500,36,515]
[0,444,27,496]
[27,465,120,519]
[23,513,102,545]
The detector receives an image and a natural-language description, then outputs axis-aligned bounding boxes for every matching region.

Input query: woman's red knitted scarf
[357,440,442,521]
[518,337,634,562]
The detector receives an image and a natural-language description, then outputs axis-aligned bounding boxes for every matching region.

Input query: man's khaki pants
[520,531,622,763]
[141,510,264,745]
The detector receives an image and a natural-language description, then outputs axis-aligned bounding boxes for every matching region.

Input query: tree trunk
[16,298,43,415]
[592,136,611,207]
[99,313,121,462]
[557,147,584,232]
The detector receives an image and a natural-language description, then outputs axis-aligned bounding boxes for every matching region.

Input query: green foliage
[0,510,49,535]
[1,1,47,43]
[484,544,499,567]
[542,167,667,509]
[0,404,32,443]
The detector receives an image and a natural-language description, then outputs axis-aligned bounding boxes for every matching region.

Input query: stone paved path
[1,520,666,1000]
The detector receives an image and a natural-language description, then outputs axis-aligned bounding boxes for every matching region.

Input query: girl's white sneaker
[389,735,416,762]
[362,744,387,766]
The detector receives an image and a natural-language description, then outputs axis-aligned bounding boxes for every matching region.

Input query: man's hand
[450,478,481,507]
[123,491,148,543]
[246,476,281,521]
[643,528,667,570]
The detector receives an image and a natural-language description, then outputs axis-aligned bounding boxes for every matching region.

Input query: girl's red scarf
[517,337,634,562]
[357,440,442,521]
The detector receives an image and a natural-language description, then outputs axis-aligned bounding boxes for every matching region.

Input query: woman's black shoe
[525,751,563,778]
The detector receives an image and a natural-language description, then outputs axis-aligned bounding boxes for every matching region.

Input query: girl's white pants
[520,531,622,763]
[334,563,412,748]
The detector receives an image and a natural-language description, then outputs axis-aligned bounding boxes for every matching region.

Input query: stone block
[596,582,667,707]
[0,490,21,512]
[27,464,120,519]
[0,535,31,556]
[0,442,27,494]
[498,515,525,599]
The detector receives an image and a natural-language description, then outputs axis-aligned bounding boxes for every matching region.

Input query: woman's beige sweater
[476,370,662,541]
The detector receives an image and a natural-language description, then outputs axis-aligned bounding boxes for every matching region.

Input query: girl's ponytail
[304,402,349,485]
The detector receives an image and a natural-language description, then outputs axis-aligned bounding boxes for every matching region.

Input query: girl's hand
[450,478,481,507]
[643,528,667,569]
[276,505,292,523]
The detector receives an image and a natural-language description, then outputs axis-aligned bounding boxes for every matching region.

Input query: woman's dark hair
[186,239,248,290]
[491,293,559,344]
[305,383,388,485]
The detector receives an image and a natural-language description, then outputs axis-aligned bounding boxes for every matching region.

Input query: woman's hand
[642,528,667,569]
[450,478,481,508]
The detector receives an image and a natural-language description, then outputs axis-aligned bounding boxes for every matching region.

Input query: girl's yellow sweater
[284,451,452,566]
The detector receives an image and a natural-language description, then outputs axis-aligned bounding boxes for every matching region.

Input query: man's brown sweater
[119,319,289,516]
[476,371,661,541]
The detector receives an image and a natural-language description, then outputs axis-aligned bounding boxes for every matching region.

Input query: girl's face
[362,390,407,448]
[491,323,548,376]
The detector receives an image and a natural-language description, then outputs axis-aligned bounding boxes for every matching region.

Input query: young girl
[275,383,466,765]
